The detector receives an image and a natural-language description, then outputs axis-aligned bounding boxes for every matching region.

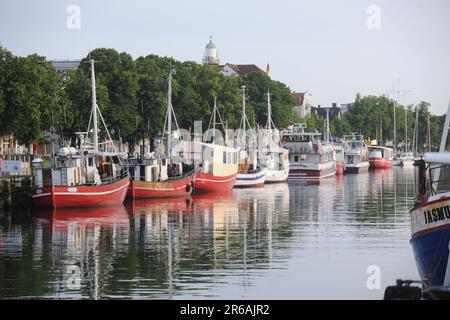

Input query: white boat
[259,91,289,183]
[396,152,415,167]
[234,85,266,187]
[342,133,370,173]
[282,123,336,179]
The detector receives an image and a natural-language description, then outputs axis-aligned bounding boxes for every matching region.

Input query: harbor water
[0,167,419,299]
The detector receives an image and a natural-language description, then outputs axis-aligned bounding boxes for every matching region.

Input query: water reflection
[0,170,419,299]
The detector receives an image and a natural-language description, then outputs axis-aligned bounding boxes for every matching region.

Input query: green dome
[206,38,216,49]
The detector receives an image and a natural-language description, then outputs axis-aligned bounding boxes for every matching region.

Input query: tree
[0,53,62,146]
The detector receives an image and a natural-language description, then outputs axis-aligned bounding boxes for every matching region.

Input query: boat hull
[127,174,195,199]
[369,158,393,169]
[344,163,370,174]
[287,163,336,179]
[265,168,289,183]
[194,172,236,193]
[31,177,130,209]
[410,197,450,288]
[235,168,267,188]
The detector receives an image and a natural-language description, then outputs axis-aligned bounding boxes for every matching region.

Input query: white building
[221,63,264,77]
[292,92,313,118]
[0,135,30,155]
[202,36,220,66]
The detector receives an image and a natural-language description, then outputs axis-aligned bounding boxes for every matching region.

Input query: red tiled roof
[292,92,304,105]
[224,64,264,77]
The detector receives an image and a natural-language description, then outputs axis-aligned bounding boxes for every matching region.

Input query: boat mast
[267,91,272,134]
[393,87,397,155]
[241,86,246,133]
[167,70,175,163]
[90,59,99,152]
[432,99,450,191]
[380,120,383,143]
[213,96,217,144]
[325,108,330,143]
[240,86,247,145]
[427,114,431,152]
[405,107,408,153]
[414,107,419,154]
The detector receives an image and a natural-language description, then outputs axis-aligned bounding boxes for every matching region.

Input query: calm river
[0,167,419,299]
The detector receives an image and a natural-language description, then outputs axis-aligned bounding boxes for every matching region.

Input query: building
[0,135,30,155]
[202,37,264,78]
[221,63,264,77]
[292,91,312,118]
[51,59,81,73]
[340,103,352,115]
[202,36,220,66]
[311,103,343,120]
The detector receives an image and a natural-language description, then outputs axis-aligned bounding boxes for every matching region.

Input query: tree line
[0,45,444,153]
[303,94,445,153]
[0,46,296,151]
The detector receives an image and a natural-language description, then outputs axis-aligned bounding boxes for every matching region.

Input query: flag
[266,63,270,77]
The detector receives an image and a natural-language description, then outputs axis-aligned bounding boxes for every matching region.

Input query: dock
[0,175,32,209]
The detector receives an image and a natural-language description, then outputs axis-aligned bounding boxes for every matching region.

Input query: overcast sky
[1,0,449,114]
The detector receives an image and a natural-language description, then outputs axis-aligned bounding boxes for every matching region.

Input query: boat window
[294,155,299,162]
[223,151,227,164]
[88,158,93,167]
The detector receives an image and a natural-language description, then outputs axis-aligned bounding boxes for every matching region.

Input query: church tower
[202,36,219,66]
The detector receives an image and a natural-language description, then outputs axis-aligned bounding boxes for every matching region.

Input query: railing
[428,164,450,195]
[238,168,262,175]
[34,167,130,188]
[165,168,196,182]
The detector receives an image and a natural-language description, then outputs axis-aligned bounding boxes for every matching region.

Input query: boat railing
[238,168,262,174]
[165,168,196,182]
[427,164,450,195]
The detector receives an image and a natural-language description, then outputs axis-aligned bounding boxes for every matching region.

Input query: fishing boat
[342,133,370,173]
[323,108,343,175]
[191,97,238,193]
[282,123,336,179]
[367,139,393,169]
[410,101,450,294]
[234,86,267,187]
[31,59,130,209]
[126,70,196,199]
[259,92,289,183]
[192,141,238,192]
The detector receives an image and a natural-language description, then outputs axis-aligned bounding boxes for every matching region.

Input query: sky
[0,0,449,114]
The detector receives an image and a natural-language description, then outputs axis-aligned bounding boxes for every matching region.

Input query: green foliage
[242,72,296,128]
[0,45,444,154]
[0,51,61,145]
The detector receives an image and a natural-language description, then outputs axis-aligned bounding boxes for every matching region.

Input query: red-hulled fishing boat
[193,142,238,192]
[367,144,393,169]
[31,59,129,209]
[126,70,196,199]
[190,97,238,193]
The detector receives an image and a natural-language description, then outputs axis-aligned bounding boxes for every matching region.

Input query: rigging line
[97,104,120,162]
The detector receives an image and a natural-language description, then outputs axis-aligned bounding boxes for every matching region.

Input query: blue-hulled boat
[410,100,450,294]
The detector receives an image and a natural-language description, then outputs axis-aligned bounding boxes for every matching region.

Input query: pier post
[2,179,12,209]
